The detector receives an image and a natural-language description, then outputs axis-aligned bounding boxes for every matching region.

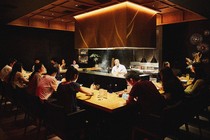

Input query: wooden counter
[77,89,126,113]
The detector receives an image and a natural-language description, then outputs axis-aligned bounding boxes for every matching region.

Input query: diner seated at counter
[71,60,79,69]
[55,66,93,113]
[159,67,185,105]
[36,66,58,101]
[8,62,29,90]
[184,62,207,95]
[60,59,66,70]
[125,70,167,115]
[0,58,17,83]
[26,62,46,96]
[50,58,62,81]
[31,58,46,72]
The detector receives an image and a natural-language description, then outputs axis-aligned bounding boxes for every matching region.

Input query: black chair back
[44,101,86,140]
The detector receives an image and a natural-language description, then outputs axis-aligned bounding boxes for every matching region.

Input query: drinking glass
[102,90,108,99]
[98,89,103,100]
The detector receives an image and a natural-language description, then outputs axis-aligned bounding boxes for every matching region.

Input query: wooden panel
[157,10,206,25]
[29,19,48,28]
[50,21,66,30]
[126,5,156,48]
[183,11,205,21]
[75,2,156,49]
[31,15,54,20]
[40,11,65,17]
[9,18,29,26]
[156,14,162,25]
[162,11,183,24]
[66,22,75,31]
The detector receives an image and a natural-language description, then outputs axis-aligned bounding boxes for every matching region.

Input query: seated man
[36,66,58,101]
[125,70,166,115]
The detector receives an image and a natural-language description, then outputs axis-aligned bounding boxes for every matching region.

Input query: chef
[111,59,127,76]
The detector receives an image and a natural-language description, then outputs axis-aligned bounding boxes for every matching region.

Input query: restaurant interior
[0,0,210,140]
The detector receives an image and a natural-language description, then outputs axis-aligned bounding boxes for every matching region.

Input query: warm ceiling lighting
[74,1,158,19]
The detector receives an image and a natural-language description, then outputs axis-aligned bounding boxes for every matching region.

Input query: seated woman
[8,62,29,90]
[125,70,166,115]
[185,62,207,95]
[60,59,66,70]
[26,63,46,95]
[71,60,79,69]
[56,66,93,113]
[159,67,185,105]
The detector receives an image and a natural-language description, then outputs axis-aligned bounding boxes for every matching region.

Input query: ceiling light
[74,1,158,19]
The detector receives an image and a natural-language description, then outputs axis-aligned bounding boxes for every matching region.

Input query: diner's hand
[80,86,94,96]
[88,92,94,96]
[117,89,128,97]
[183,83,192,89]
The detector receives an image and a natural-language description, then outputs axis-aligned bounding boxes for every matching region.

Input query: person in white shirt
[71,60,79,69]
[0,58,17,82]
[8,62,29,89]
[36,66,58,101]
[111,59,127,76]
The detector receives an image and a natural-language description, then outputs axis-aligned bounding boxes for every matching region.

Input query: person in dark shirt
[56,66,93,113]
[125,70,166,115]
[50,58,62,81]
[159,67,185,105]
[185,62,207,94]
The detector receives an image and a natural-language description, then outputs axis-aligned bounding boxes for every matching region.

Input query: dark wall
[162,19,210,75]
[0,25,75,71]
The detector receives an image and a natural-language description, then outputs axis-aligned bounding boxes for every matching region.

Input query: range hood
[74,1,157,49]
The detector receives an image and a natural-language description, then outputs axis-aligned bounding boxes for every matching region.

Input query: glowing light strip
[74,1,158,19]
[78,47,156,50]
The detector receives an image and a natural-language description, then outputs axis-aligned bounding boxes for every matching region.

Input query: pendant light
[150,50,157,63]
[141,50,147,63]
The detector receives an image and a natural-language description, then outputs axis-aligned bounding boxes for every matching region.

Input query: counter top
[77,88,127,113]
[61,67,151,79]
[79,69,125,79]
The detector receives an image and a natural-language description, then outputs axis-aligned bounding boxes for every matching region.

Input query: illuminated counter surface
[75,67,150,92]
[79,70,125,79]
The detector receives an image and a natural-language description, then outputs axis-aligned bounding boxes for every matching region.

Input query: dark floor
[1,99,210,140]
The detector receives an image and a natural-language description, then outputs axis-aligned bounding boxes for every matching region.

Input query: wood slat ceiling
[3,0,207,31]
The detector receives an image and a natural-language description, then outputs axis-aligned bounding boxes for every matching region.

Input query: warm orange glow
[74,1,158,19]
[127,1,158,14]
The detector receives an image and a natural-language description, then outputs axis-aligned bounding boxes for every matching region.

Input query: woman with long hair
[160,67,185,105]
[8,62,29,89]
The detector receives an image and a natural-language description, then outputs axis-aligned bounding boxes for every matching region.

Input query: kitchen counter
[79,69,125,79]
[61,67,151,80]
